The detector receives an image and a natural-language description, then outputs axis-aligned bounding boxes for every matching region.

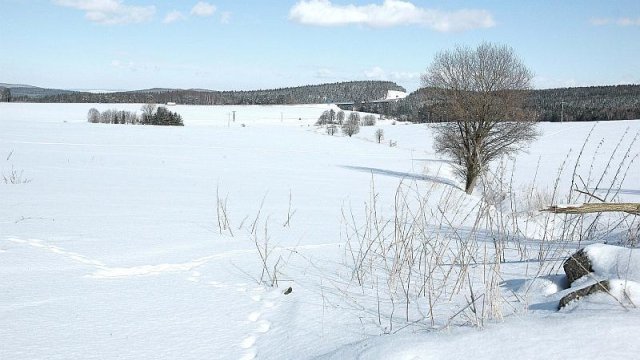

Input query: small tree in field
[87,108,100,123]
[141,102,157,125]
[342,113,360,137]
[316,110,330,125]
[422,42,538,194]
[0,87,11,102]
[336,110,345,125]
[151,107,184,126]
[362,114,376,126]
[375,128,384,143]
[328,109,336,124]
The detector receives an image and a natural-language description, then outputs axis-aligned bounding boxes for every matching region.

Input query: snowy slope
[1,103,639,359]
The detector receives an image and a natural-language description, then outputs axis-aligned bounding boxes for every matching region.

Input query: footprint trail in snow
[238,286,281,360]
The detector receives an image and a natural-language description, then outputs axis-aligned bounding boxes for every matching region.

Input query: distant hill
[526,85,640,122]
[356,85,640,122]
[5,81,639,122]
[10,81,406,105]
[0,83,37,88]
[0,84,76,98]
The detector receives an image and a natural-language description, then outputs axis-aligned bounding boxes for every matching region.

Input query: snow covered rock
[559,244,640,309]
[558,280,610,309]
[563,249,593,285]
[584,243,640,282]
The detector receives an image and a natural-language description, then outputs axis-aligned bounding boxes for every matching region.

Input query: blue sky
[1,0,639,92]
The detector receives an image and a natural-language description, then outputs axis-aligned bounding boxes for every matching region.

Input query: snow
[317,312,640,359]
[556,244,640,311]
[384,90,407,100]
[585,243,640,282]
[1,102,639,359]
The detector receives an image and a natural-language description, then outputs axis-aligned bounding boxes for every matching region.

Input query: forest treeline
[357,85,640,122]
[10,81,405,105]
[4,82,639,122]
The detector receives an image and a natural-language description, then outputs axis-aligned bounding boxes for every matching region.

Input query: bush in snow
[362,114,376,126]
[316,110,337,126]
[87,108,100,123]
[342,115,360,137]
[147,107,184,126]
[88,109,140,125]
[87,107,182,126]
[0,87,11,102]
[141,102,157,124]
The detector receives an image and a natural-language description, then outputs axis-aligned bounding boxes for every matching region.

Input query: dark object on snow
[558,280,610,309]
[283,287,292,295]
[563,249,593,285]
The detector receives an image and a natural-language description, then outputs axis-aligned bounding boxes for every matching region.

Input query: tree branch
[542,203,640,215]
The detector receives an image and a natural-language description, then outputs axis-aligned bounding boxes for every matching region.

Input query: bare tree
[342,113,360,137]
[336,110,346,125]
[362,114,376,126]
[316,110,331,126]
[422,42,538,194]
[87,108,100,123]
[141,102,157,125]
[0,87,11,102]
[328,109,336,124]
[375,128,384,143]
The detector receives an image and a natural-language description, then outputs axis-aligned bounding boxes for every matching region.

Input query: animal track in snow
[247,311,261,322]
[241,336,256,349]
[5,236,259,280]
[238,350,256,360]
[8,238,107,268]
[255,320,271,333]
[186,270,201,282]
[263,301,275,309]
[207,281,226,288]
[238,288,280,359]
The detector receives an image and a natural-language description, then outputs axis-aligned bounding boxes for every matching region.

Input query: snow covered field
[1,103,639,359]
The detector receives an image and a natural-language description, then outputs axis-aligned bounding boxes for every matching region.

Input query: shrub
[148,107,184,126]
[92,109,140,125]
[362,114,376,126]
[342,115,360,137]
[316,110,331,126]
[87,108,100,123]
[87,107,182,126]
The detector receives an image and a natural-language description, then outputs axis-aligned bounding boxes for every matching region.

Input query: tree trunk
[464,169,478,194]
[542,203,640,215]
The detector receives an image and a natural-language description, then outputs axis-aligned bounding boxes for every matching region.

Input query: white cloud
[220,11,232,24]
[191,1,216,17]
[111,59,160,72]
[289,0,495,32]
[364,66,420,82]
[590,17,640,27]
[590,17,611,26]
[617,17,640,26]
[53,0,155,25]
[364,66,385,79]
[163,10,186,24]
[315,68,335,79]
